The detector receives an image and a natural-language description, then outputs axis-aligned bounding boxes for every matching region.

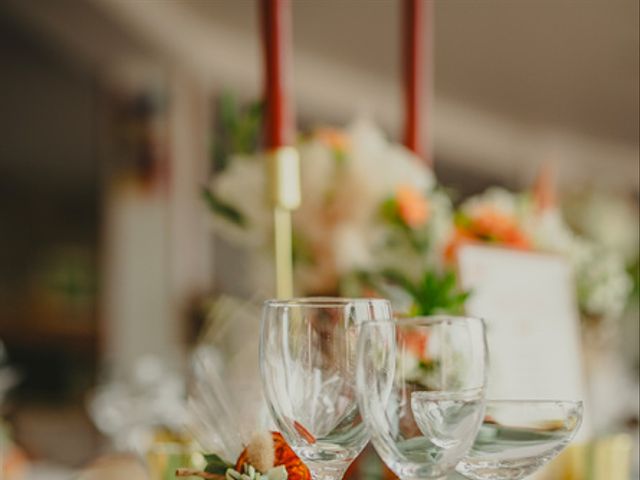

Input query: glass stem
[401,476,447,480]
[309,464,346,480]
[310,474,339,480]
[403,477,447,480]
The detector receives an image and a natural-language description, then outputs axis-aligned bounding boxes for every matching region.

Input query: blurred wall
[0,15,100,397]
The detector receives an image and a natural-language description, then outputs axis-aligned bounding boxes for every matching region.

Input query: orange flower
[470,207,531,249]
[445,207,531,262]
[501,227,531,249]
[396,185,430,228]
[399,328,430,361]
[314,128,350,153]
[236,432,311,480]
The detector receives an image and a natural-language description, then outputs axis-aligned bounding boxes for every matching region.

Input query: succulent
[225,465,287,480]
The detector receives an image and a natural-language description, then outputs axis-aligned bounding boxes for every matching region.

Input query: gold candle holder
[267,146,301,299]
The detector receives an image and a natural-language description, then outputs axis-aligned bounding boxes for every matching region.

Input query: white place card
[457,244,591,440]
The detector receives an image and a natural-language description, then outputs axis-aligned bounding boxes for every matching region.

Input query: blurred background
[0,0,637,478]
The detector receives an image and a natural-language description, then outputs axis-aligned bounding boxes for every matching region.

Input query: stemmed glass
[260,297,393,480]
[356,316,488,480]
[456,400,583,480]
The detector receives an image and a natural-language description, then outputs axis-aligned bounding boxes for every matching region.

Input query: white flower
[397,350,421,383]
[207,118,442,295]
[461,187,634,321]
[526,209,632,320]
[347,119,435,199]
[461,187,524,219]
[564,192,639,263]
[332,224,374,273]
[526,209,576,254]
[575,245,632,320]
[297,140,339,212]
[208,156,271,248]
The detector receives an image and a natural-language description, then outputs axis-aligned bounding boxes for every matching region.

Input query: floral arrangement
[445,185,635,322]
[206,95,464,315]
[205,93,637,323]
[176,432,304,480]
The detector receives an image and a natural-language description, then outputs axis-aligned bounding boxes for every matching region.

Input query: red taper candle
[403,0,433,165]
[260,0,295,149]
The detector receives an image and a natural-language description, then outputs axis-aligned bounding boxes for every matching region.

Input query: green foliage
[203,453,233,475]
[225,465,288,480]
[453,211,472,229]
[333,148,348,165]
[383,269,470,315]
[454,211,501,243]
[380,197,400,225]
[213,92,264,171]
[292,231,314,266]
[379,197,430,253]
[628,257,640,304]
[418,359,441,374]
[163,452,193,480]
[202,188,247,227]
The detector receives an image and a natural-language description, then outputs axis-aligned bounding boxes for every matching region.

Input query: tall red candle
[403,0,433,165]
[260,0,295,149]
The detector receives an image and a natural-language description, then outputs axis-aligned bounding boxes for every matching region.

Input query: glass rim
[360,315,486,327]
[264,296,392,308]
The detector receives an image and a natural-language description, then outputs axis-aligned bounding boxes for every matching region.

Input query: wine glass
[260,297,393,480]
[356,316,488,480]
[456,400,583,480]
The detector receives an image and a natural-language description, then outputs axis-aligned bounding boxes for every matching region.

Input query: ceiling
[185,0,639,148]
[1,0,637,191]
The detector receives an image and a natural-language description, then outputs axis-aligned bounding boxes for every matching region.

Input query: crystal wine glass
[260,297,393,480]
[456,400,583,480]
[357,316,488,480]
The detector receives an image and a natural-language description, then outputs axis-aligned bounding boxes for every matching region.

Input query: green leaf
[211,93,264,172]
[248,100,264,117]
[380,198,400,224]
[203,453,232,475]
[219,92,239,133]
[380,269,471,316]
[418,359,440,374]
[213,141,229,172]
[454,211,472,229]
[292,231,314,265]
[202,188,247,227]
[627,257,639,303]
[333,149,347,165]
